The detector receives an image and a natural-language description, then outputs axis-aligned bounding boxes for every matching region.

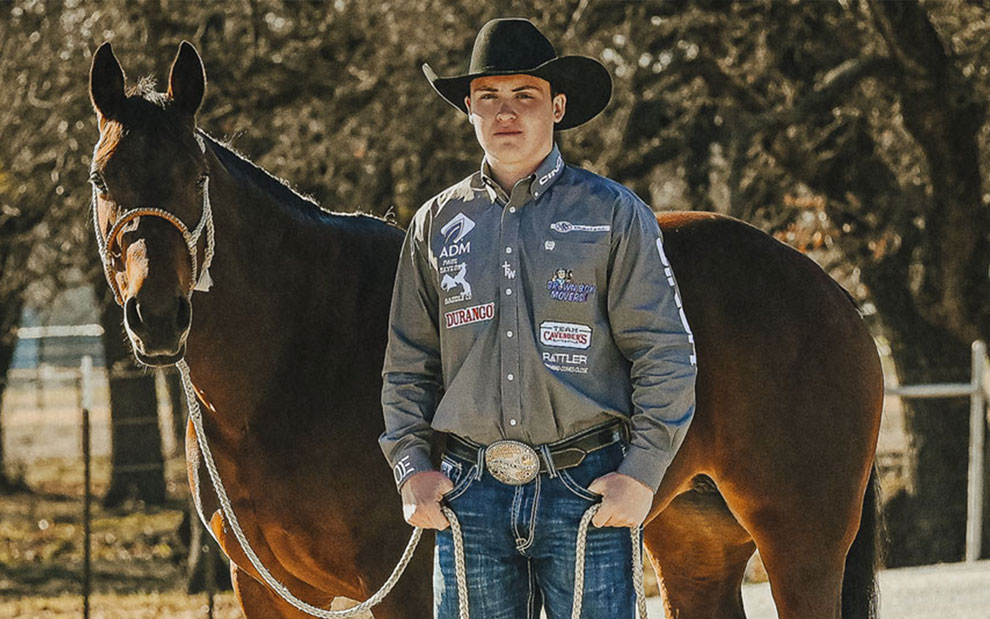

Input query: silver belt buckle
[485,440,540,485]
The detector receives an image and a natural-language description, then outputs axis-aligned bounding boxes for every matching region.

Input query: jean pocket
[440,455,476,502]
[558,469,603,502]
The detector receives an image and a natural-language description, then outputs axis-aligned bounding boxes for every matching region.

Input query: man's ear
[464,95,473,123]
[552,92,567,123]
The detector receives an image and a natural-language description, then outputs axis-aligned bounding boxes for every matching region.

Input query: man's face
[465,74,566,173]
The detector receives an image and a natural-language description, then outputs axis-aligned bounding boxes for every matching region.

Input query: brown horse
[88,41,881,619]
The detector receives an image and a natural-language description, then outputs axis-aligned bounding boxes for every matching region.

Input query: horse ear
[90,42,126,120]
[168,41,206,116]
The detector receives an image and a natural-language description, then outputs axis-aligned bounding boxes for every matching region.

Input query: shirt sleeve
[607,195,697,492]
[380,207,443,491]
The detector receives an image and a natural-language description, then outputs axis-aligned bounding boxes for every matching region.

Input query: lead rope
[441,502,647,619]
[571,504,648,619]
[178,360,423,618]
[180,359,644,618]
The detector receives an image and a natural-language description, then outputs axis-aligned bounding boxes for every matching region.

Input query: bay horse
[88,41,882,619]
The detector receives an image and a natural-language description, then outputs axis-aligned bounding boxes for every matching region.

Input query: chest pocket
[539,236,609,308]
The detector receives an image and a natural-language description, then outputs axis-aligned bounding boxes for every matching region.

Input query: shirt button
[509,419,518,426]
[509,207,517,213]
[507,374,514,381]
[505,288,512,295]
[506,330,513,338]
[505,247,512,254]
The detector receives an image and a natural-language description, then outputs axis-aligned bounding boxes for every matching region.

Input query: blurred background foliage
[1,0,989,567]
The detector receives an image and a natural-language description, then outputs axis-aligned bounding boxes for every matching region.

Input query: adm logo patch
[444,302,495,329]
[540,321,592,349]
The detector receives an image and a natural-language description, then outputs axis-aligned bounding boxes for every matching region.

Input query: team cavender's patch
[539,321,592,349]
[444,302,495,328]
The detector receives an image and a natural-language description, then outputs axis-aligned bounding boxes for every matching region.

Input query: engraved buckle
[485,440,540,485]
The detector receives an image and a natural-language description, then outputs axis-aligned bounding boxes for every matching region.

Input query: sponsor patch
[542,351,589,374]
[441,262,473,304]
[544,240,556,251]
[441,212,475,244]
[550,221,610,234]
[540,321,592,349]
[444,302,495,328]
[547,269,596,303]
[438,213,475,259]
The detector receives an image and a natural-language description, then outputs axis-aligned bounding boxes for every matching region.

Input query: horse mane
[196,129,396,232]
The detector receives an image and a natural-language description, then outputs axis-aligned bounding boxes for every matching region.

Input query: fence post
[966,341,986,563]
[80,355,94,618]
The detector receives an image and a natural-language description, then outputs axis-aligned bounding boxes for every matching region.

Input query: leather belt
[445,421,627,483]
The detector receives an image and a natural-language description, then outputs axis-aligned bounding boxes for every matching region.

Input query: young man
[380,18,697,618]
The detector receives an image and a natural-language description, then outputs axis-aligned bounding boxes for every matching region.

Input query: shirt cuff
[390,447,434,492]
[616,445,674,493]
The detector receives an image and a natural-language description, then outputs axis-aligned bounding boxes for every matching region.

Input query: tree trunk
[0,296,25,493]
[863,250,972,566]
[99,293,166,507]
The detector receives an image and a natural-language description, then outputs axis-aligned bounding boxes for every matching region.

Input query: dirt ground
[736,560,990,619]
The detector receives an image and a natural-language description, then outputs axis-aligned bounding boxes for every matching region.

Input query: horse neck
[184,148,385,441]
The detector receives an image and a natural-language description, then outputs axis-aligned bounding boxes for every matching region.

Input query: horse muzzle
[123,294,192,367]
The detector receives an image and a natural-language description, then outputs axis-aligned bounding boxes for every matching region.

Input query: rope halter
[92,134,215,307]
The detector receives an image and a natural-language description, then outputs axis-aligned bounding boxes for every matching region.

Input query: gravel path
[648,560,990,619]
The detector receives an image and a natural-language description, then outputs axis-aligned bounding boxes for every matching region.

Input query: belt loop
[474,445,485,480]
[539,444,558,478]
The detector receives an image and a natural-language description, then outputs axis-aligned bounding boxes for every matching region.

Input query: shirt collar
[479,144,566,204]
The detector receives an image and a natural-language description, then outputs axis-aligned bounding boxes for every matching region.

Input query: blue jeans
[434,438,637,619]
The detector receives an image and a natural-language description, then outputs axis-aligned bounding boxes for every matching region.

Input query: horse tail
[841,463,882,619]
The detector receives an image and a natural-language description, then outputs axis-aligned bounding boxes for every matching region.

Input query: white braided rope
[440,506,470,619]
[571,504,648,619]
[441,499,648,619]
[177,359,424,617]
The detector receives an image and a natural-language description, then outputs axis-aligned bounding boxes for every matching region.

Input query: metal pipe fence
[2,325,217,615]
[884,340,989,563]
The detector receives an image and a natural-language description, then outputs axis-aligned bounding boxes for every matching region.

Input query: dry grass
[0,591,241,618]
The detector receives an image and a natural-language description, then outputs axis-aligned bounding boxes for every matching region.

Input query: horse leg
[751,534,846,619]
[644,480,755,619]
[719,467,867,619]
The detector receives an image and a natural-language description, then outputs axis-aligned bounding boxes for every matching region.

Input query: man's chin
[134,345,186,367]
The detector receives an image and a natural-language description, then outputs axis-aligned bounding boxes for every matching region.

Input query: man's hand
[587,472,653,528]
[400,470,454,530]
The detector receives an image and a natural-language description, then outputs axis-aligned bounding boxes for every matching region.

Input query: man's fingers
[591,502,612,528]
[435,479,455,498]
[586,476,608,497]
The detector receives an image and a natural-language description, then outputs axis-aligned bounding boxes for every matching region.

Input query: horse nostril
[176,296,192,332]
[124,296,145,334]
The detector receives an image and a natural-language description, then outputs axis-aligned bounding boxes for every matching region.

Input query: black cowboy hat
[423,18,612,130]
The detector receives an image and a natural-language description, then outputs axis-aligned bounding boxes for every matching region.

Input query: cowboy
[380,18,697,617]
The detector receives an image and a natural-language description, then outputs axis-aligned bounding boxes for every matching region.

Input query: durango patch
[444,302,495,329]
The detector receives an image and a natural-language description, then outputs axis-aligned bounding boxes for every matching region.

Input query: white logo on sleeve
[393,456,415,483]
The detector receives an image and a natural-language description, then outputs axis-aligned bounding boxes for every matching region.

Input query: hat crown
[468,19,557,74]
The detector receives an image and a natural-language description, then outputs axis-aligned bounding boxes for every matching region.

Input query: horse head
[89,41,211,367]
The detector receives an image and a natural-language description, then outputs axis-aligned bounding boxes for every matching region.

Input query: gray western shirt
[380,145,697,492]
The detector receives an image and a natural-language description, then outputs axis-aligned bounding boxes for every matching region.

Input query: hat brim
[423,56,611,130]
